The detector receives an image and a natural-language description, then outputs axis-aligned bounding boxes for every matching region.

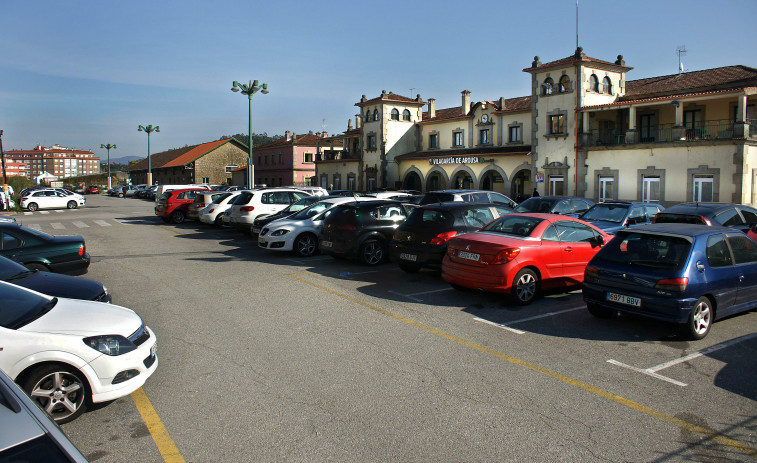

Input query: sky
[1,0,755,161]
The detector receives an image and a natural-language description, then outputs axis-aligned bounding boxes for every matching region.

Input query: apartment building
[5,145,101,180]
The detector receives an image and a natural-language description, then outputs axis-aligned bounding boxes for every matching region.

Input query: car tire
[359,240,385,266]
[398,262,421,273]
[171,210,185,224]
[680,296,713,340]
[27,202,38,212]
[25,262,50,272]
[20,364,89,424]
[67,200,77,209]
[294,233,318,257]
[511,268,539,305]
[587,302,617,318]
[214,215,223,226]
[118,193,124,198]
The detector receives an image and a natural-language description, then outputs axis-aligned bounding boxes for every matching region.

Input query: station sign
[429,156,485,166]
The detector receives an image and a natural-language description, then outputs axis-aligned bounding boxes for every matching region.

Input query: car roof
[420,202,507,210]
[663,203,745,213]
[618,222,733,237]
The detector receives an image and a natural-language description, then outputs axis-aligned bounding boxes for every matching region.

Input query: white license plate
[251,227,261,234]
[607,292,641,307]
[321,240,332,248]
[457,251,480,261]
[258,238,267,245]
[150,343,157,357]
[399,253,417,262]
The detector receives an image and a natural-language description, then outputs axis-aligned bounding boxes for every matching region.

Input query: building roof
[356,91,425,107]
[523,49,633,73]
[623,65,757,99]
[419,95,531,123]
[125,138,241,171]
[255,133,329,150]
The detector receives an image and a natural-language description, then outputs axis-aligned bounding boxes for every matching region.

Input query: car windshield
[0,283,58,329]
[580,204,629,223]
[515,198,558,213]
[292,201,334,220]
[596,231,692,270]
[481,216,543,237]
[0,256,31,280]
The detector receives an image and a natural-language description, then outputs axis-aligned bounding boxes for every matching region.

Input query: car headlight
[83,335,137,356]
[271,229,290,236]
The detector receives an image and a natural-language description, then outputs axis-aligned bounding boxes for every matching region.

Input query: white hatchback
[0,281,158,423]
[199,191,242,226]
[20,189,86,211]
[226,188,312,232]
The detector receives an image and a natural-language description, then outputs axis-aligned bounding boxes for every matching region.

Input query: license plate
[251,227,260,234]
[321,240,332,248]
[399,252,417,262]
[607,292,641,307]
[150,343,157,358]
[259,238,267,245]
[457,251,480,261]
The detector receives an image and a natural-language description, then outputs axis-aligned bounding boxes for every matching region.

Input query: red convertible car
[441,213,612,305]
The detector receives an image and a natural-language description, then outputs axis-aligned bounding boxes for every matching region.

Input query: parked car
[187,191,233,221]
[20,189,86,211]
[653,202,757,233]
[0,223,90,275]
[578,201,664,234]
[226,188,312,233]
[419,189,518,208]
[441,213,611,305]
[86,185,100,194]
[251,195,323,235]
[153,184,211,202]
[327,190,369,197]
[259,197,377,257]
[0,216,17,223]
[514,196,594,217]
[199,191,242,226]
[154,188,209,224]
[0,366,88,461]
[0,255,110,302]
[749,224,757,242]
[73,185,85,194]
[390,202,514,273]
[583,223,757,339]
[0,280,158,423]
[0,191,15,210]
[318,200,418,265]
[290,186,329,196]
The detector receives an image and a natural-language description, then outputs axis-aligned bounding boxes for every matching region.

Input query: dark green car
[0,223,90,275]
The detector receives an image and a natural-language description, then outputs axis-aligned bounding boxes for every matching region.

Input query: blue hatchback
[582,223,757,339]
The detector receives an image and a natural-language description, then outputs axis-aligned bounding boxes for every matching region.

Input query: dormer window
[402,109,411,121]
[589,74,600,92]
[542,77,554,96]
[372,109,379,121]
[559,75,570,93]
[602,76,612,94]
[391,108,400,121]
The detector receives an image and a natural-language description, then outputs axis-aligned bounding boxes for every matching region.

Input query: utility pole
[0,130,9,210]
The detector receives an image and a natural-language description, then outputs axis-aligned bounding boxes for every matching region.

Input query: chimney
[499,97,506,110]
[461,90,471,116]
[428,98,436,119]
[322,131,328,138]
[285,130,291,141]
[348,119,354,130]
[355,115,362,129]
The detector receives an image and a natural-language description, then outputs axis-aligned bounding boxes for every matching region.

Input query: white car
[258,197,379,257]
[226,188,312,232]
[0,281,158,423]
[199,191,242,226]
[20,189,86,211]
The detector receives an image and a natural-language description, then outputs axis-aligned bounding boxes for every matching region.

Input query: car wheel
[680,296,713,340]
[118,193,124,198]
[171,210,185,224]
[214,215,223,226]
[511,268,539,305]
[399,262,421,273]
[587,302,616,318]
[294,233,318,257]
[21,364,89,424]
[67,200,77,209]
[27,202,38,212]
[360,240,385,266]
[25,262,50,272]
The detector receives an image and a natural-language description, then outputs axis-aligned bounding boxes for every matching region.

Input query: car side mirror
[594,234,605,246]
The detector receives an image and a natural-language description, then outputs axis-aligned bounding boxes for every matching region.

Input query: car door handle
[739,274,745,282]
[564,247,573,252]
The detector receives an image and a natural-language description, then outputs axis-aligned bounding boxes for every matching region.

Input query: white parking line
[26,223,42,231]
[93,220,112,227]
[388,287,455,302]
[23,212,32,215]
[112,219,130,225]
[39,211,49,215]
[474,306,586,335]
[51,222,65,230]
[72,221,89,228]
[607,332,757,387]
[54,210,63,213]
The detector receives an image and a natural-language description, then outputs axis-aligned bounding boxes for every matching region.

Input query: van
[154,184,210,202]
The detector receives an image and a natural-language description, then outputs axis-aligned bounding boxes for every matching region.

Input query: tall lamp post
[100,143,116,190]
[137,125,159,186]
[231,80,269,189]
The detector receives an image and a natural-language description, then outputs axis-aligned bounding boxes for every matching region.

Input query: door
[548,176,564,196]
[598,176,614,202]
[539,223,565,281]
[642,177,660,203]
[693,176,714,202]
[727,234,757,310]
[554,221,602,284]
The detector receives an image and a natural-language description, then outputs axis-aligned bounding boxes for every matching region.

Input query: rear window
[212,193,232,204]
[515,198,557,213]
[158,192,172,201]
[654,213,706,225]
[481,216,543,237]
[234,192,253,205]
[581,203,629,223]
[404,208,454,228]
[462,206,497,228]
[420,193,455,204]
[595,232,692,269]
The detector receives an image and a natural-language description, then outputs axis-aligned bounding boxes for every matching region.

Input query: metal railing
[583,118,756,146]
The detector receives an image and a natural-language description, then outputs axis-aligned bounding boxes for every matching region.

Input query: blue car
[578,201,664,234]
[582,223,757,339]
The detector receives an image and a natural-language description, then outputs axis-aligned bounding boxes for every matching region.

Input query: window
[333,176,341,189]
[366,110,371,121]
[372,109,379,121]
[429,133,439,149]
[589,74,599,92]
[402,109,411,121]
[542,78,553,96]
[391,108,399,121]
[549,114,565,134]
[642,176,660,203]
[639,114,656,142]
[693,175,714,202]
[479,129,490,145]
[602,77,612,94]
[554,221,597,243]
[714,208,744,227]
[738,207,757,223]
[367,134,377,150]
[304,152,314,163]
[1,232,22,250]
[258,156,262,165]
[201,177,209,184]
[347,176,355,191]
[264,155,269,165]
[453,131,464,147]
[706,234,732,267]
[549,176,564,196]
[684,110,703,139]
[509,125,522,143]
[278,154,283,164]
[559,75,570,93]
[598,176,614,202]
[728,234,757,264]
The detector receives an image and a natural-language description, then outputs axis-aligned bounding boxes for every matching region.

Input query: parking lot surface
[14,195,757,462]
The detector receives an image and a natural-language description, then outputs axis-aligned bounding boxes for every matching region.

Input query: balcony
[582,119,754,147]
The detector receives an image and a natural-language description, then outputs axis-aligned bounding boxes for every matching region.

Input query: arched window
[590,74,599,92]
[391,108,399,121]
[402,109,411,121]
[372,109,379,121]
[365,110,371,121]
[559,75,570,93]
[602,77,612,94]
[542,77,554,96]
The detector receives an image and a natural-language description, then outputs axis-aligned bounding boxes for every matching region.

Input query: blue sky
[1,0,755,160]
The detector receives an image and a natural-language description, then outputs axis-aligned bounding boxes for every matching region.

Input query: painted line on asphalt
[287,273,757,458]
[474,306,585,335]
[94,220,112,227]
[131,388,185,463]
[607,333,757,387]
[39,211,50,214]
[159,228,180,236]
[26,223,42,231]
[389,287,455,302]
[51,222,65,230]
[23,212,32,215]
[72,221,89,228]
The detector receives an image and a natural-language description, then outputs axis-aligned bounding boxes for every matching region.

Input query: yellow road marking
[288,273,757,458]
[131,388,185,462]
[159,228,179,236]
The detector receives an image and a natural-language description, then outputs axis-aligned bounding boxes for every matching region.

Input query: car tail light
[208,208,215,213]
[655,277,688,292]
[584,265,598,282]
[700,216,712,226]
[78,243,86,256]
[491,247,520,264]
[241,206,255,212]
[430,231,458,245]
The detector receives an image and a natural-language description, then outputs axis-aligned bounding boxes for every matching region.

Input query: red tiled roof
[523,53,632,73]
[624,65,757,99]
[580,87,756,111]
[356,92,425,107]
[419,96,531,123]
[126,138,239,171]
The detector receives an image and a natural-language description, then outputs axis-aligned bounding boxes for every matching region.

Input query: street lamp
[231,80,269,189]
[137,124,159,186]
[100,143,116,190]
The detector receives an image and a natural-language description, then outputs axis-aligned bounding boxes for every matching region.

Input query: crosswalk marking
[72,221,89,228]
[93,220,111,227]
[27,223,42,230]
[51,222,65,229]
[39,211,50,214]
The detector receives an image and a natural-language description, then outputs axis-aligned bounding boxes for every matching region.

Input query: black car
[319,200,416,265]
[0,255,110,302]
[514,196,594,216]
[390,202,514,272]
[0,223,90,275]
[653,202,757,233]
[251,195,323,236]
